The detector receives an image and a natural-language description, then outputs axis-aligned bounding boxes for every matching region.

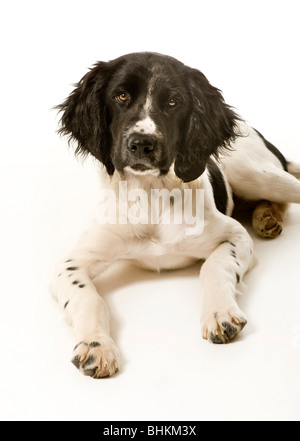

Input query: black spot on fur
[71,355,81,369]
[84,367,99,377]
[89,342,101,348]
[239,318,247,330]
[231,250,237,258]
[78,284,85,288]
[67,266,79,271]
[72,280,80,285]
[82,355,96,369]
[236,273,240,283]
[210,333,223,344]
[222,322,238,341]
[64,301,69,309]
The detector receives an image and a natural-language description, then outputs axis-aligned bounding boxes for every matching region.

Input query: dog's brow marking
[129,77,157,135]
[144,95,152,115]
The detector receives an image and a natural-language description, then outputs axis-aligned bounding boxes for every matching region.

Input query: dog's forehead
[113,55,184,94]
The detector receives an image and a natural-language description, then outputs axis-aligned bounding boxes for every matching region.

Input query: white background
[1,0,300,421]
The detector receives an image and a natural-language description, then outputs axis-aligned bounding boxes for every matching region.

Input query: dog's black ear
[174,67,240,182]
[56,62,115,175]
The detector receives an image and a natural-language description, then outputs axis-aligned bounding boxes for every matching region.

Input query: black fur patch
[210,333,223,344]
[82,355,96,369]
[84,367,98,377]
[207,159,228,214]
[222,322,238,340]
[89,342,101,348]
[254,129,287,171]
[71,355,81,369]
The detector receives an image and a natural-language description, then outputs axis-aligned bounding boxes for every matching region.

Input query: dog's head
[57,52,240,182]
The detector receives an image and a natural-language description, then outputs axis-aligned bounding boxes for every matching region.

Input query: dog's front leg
[50,227,126,378]
[200,221,254,344]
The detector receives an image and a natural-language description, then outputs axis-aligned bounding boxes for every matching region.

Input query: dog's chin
[124,165,161,177]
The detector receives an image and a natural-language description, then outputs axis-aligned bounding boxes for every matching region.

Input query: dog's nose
[128,134,155,157]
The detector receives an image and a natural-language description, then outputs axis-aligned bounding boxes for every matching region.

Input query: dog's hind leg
[222,126,300,205]
[230,166,300,205]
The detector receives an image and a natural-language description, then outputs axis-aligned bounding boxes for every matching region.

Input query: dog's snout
[128,134,155,157]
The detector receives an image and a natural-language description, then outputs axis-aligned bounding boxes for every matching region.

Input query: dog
[51,52,300,378]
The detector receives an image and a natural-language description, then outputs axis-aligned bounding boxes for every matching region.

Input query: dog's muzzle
[127,133,157,171]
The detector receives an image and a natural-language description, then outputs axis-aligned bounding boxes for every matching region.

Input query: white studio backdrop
[0,0,300,421]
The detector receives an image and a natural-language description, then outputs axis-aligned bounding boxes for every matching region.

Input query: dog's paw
[252,202,283,239]
[202,308,247,344]
[71,337,120,378]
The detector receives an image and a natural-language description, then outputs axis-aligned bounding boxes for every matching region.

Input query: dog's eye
[116,92,131,104]
[168,98,178,107]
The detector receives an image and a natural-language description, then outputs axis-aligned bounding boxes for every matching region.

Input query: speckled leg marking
[252,201,286,238]
[200,223,253,344]
[50,254,121,378]
[71,338,119,378]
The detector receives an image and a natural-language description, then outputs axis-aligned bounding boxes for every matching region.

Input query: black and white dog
[51,52,300,378]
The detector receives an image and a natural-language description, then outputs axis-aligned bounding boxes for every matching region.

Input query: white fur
[51,121,300,377]
[124,165,160,177]
[130,116,157,135]
[221,124,300,203]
